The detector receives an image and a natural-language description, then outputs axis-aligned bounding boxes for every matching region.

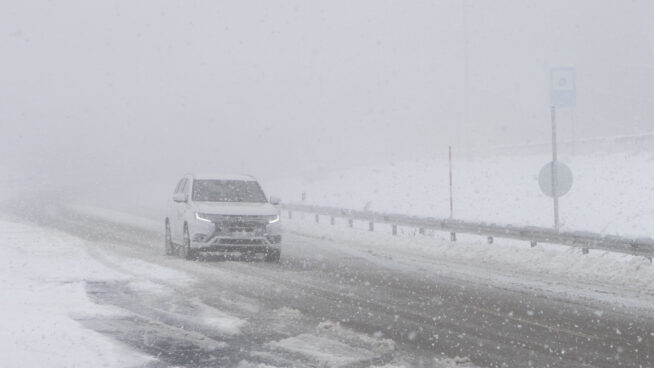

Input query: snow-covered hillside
[266,151,654,238]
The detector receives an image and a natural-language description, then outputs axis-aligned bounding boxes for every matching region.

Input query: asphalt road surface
[5,199,654,368]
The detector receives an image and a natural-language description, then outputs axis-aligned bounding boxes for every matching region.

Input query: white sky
[1,1,653,186]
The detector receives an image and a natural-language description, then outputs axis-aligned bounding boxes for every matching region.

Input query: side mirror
[269,196,281,205]
[173,193,188,203]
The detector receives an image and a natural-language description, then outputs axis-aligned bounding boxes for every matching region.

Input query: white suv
[165,174,282,261]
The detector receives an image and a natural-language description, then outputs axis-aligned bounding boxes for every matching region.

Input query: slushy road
[6,200,653,368]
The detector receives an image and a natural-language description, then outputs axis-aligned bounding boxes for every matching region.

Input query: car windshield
[192,180,267,203]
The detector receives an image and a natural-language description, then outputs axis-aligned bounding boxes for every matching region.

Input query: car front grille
[225,220,261,232]
[199,214,268,236]
[200,214,267,224]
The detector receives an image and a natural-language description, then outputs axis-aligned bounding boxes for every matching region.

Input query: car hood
[193,202,278,216]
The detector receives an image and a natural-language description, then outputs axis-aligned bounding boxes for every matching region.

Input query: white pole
[449,146,454,219]
[551,106,560,231]
[449,146,456,241]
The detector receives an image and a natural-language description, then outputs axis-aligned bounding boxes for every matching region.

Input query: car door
[170,177,186,243]
[173,177,191,242]
[168,179,179,242]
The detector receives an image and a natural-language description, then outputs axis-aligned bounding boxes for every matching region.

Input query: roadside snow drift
[0,217,152,368]
[283,216,654,311]
[266,151,654,238]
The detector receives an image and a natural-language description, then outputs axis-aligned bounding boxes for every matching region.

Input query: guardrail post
[348,219,354,227]
[369,222,374,232]
[392,225,397,236]
[487,236,493,244]
[450,232,456,241]
[288,211,292,219]
[582,248,589,255]
[530,241,537,248]
[419,228,425,235]
[315,214,319,223]
[330,216,335,225]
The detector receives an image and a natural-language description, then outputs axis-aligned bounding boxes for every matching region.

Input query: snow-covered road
[2,199,653,367]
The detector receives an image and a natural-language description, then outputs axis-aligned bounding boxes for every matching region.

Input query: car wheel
[180,224,193,260]
[265,248,281,262]
[165,220,174,255]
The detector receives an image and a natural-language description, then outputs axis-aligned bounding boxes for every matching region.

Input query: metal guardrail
[281,203,654,259]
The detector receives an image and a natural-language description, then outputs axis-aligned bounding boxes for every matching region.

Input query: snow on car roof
[190,173,257,181]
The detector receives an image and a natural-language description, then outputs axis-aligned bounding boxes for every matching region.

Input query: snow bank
[284,217,654,310]
[266,151,654,238]
[0,218,152,368]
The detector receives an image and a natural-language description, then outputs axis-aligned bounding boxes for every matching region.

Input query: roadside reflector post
[348,219,354,228]
[330,216,335,225]
[487,236,493,244]
[392,225,397,236]
[530,241,537,248]
[449,146,454,219]
[315,214,319,223]
[550,106,560,231]
[582,248,589,255]
[448,146,456,244]
[369,222,374,232]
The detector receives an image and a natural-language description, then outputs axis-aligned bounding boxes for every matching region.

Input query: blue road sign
[550,67,576,108]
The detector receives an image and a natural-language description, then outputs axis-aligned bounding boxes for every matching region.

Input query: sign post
[550,106,560,231]
[545,67,576,230]
[449,146,453,219]
[539,110,574,232]
[449,146,456,241]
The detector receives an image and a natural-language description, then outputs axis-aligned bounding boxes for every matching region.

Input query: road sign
[539,161,573,197]
[550,67,576,108]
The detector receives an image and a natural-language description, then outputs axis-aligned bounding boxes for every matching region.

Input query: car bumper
[193,234,280,245]
[188,215,282,251]
[191,243,280,254]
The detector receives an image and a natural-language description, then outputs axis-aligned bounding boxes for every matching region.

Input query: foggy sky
[1,1,653,189]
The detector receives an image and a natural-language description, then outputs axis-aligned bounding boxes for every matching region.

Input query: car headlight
[267,214,280,224]
[195,213,212,223]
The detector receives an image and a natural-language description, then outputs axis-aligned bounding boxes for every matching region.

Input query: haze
[4,2,654,367]
[2,0,653,189]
